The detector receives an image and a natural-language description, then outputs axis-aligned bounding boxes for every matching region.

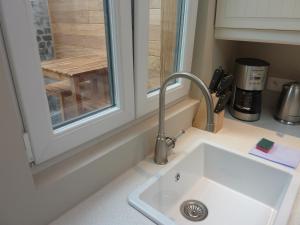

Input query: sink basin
[128,142,300,225]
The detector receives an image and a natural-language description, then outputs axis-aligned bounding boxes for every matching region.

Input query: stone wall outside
[30,0,54,61]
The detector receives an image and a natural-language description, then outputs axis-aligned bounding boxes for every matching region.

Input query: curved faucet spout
[154,72,215,165]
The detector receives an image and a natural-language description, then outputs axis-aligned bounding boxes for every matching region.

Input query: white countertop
[225,90,300,139]
[49,118,300,225]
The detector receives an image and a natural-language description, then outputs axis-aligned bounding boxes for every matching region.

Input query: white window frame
[134,0,198,117]
[0,0,135,164]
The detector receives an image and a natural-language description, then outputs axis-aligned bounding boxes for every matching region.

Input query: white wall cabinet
[215,0,300,45]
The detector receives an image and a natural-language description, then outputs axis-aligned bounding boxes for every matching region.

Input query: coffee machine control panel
[236,67,267,91]
[245,69,266,90]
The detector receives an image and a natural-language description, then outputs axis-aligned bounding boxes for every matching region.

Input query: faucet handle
[174,129,185,141]
[166,129,185,149]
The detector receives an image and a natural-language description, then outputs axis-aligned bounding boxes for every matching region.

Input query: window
[135,0,198,117]
[1,0,134,164]
[31,0,114,129]
[0,0,198,164]
[147,0,181,93]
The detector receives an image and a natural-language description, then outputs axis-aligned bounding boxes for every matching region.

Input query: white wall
[0,29,198,225]
[190,3,300,225]
[236,41,300,81]
[191,2,300,83]
[191,0,237,98]
[191,0,300,85]
[2,1,300,225]
[190,0,216,89]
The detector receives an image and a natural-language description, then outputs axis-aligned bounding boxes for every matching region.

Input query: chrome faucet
[154,72,215,165]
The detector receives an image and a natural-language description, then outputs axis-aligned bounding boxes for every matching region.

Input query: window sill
[32,97,199,188]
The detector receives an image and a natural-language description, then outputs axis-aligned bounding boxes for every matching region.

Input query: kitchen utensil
[214,91,232,113]
[275,82,300,125]
[216,74,233,97]
[209,67,224,93]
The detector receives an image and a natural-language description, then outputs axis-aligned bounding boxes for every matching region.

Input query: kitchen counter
[225,90,300,139]
[49,118,300,225]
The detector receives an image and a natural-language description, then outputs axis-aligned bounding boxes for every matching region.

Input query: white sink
[128,142,300,225]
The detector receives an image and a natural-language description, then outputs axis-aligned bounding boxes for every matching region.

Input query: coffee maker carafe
[230,58,270,122]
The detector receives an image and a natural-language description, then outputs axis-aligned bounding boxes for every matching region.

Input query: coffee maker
[230,58,270,122]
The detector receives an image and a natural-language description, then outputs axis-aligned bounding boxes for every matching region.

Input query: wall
[0,1,231,224]
[0,24,197,225]
[191,2,300,84]
[191,0,300,85]
[30,0,54,61]
[235,41,300,81]
[191,0,237,98]
[48,0,106,58]
[148,0,179,90]
[190,1,300,225]
[48,0,162,90]
[48,0,162,59]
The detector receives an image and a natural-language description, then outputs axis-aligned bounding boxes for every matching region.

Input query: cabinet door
[216,0,300,31]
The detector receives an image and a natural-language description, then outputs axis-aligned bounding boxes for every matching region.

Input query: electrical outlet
[267,77,294,92]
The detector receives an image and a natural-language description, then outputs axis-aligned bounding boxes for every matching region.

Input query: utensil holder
[192,93,224,133]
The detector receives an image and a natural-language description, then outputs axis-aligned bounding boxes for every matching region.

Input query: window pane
[147,0,183,93]
[30,0,114,129]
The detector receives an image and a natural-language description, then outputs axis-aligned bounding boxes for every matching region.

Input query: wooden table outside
[41,54,109,116]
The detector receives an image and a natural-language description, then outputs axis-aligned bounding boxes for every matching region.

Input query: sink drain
[180,200,208,221]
